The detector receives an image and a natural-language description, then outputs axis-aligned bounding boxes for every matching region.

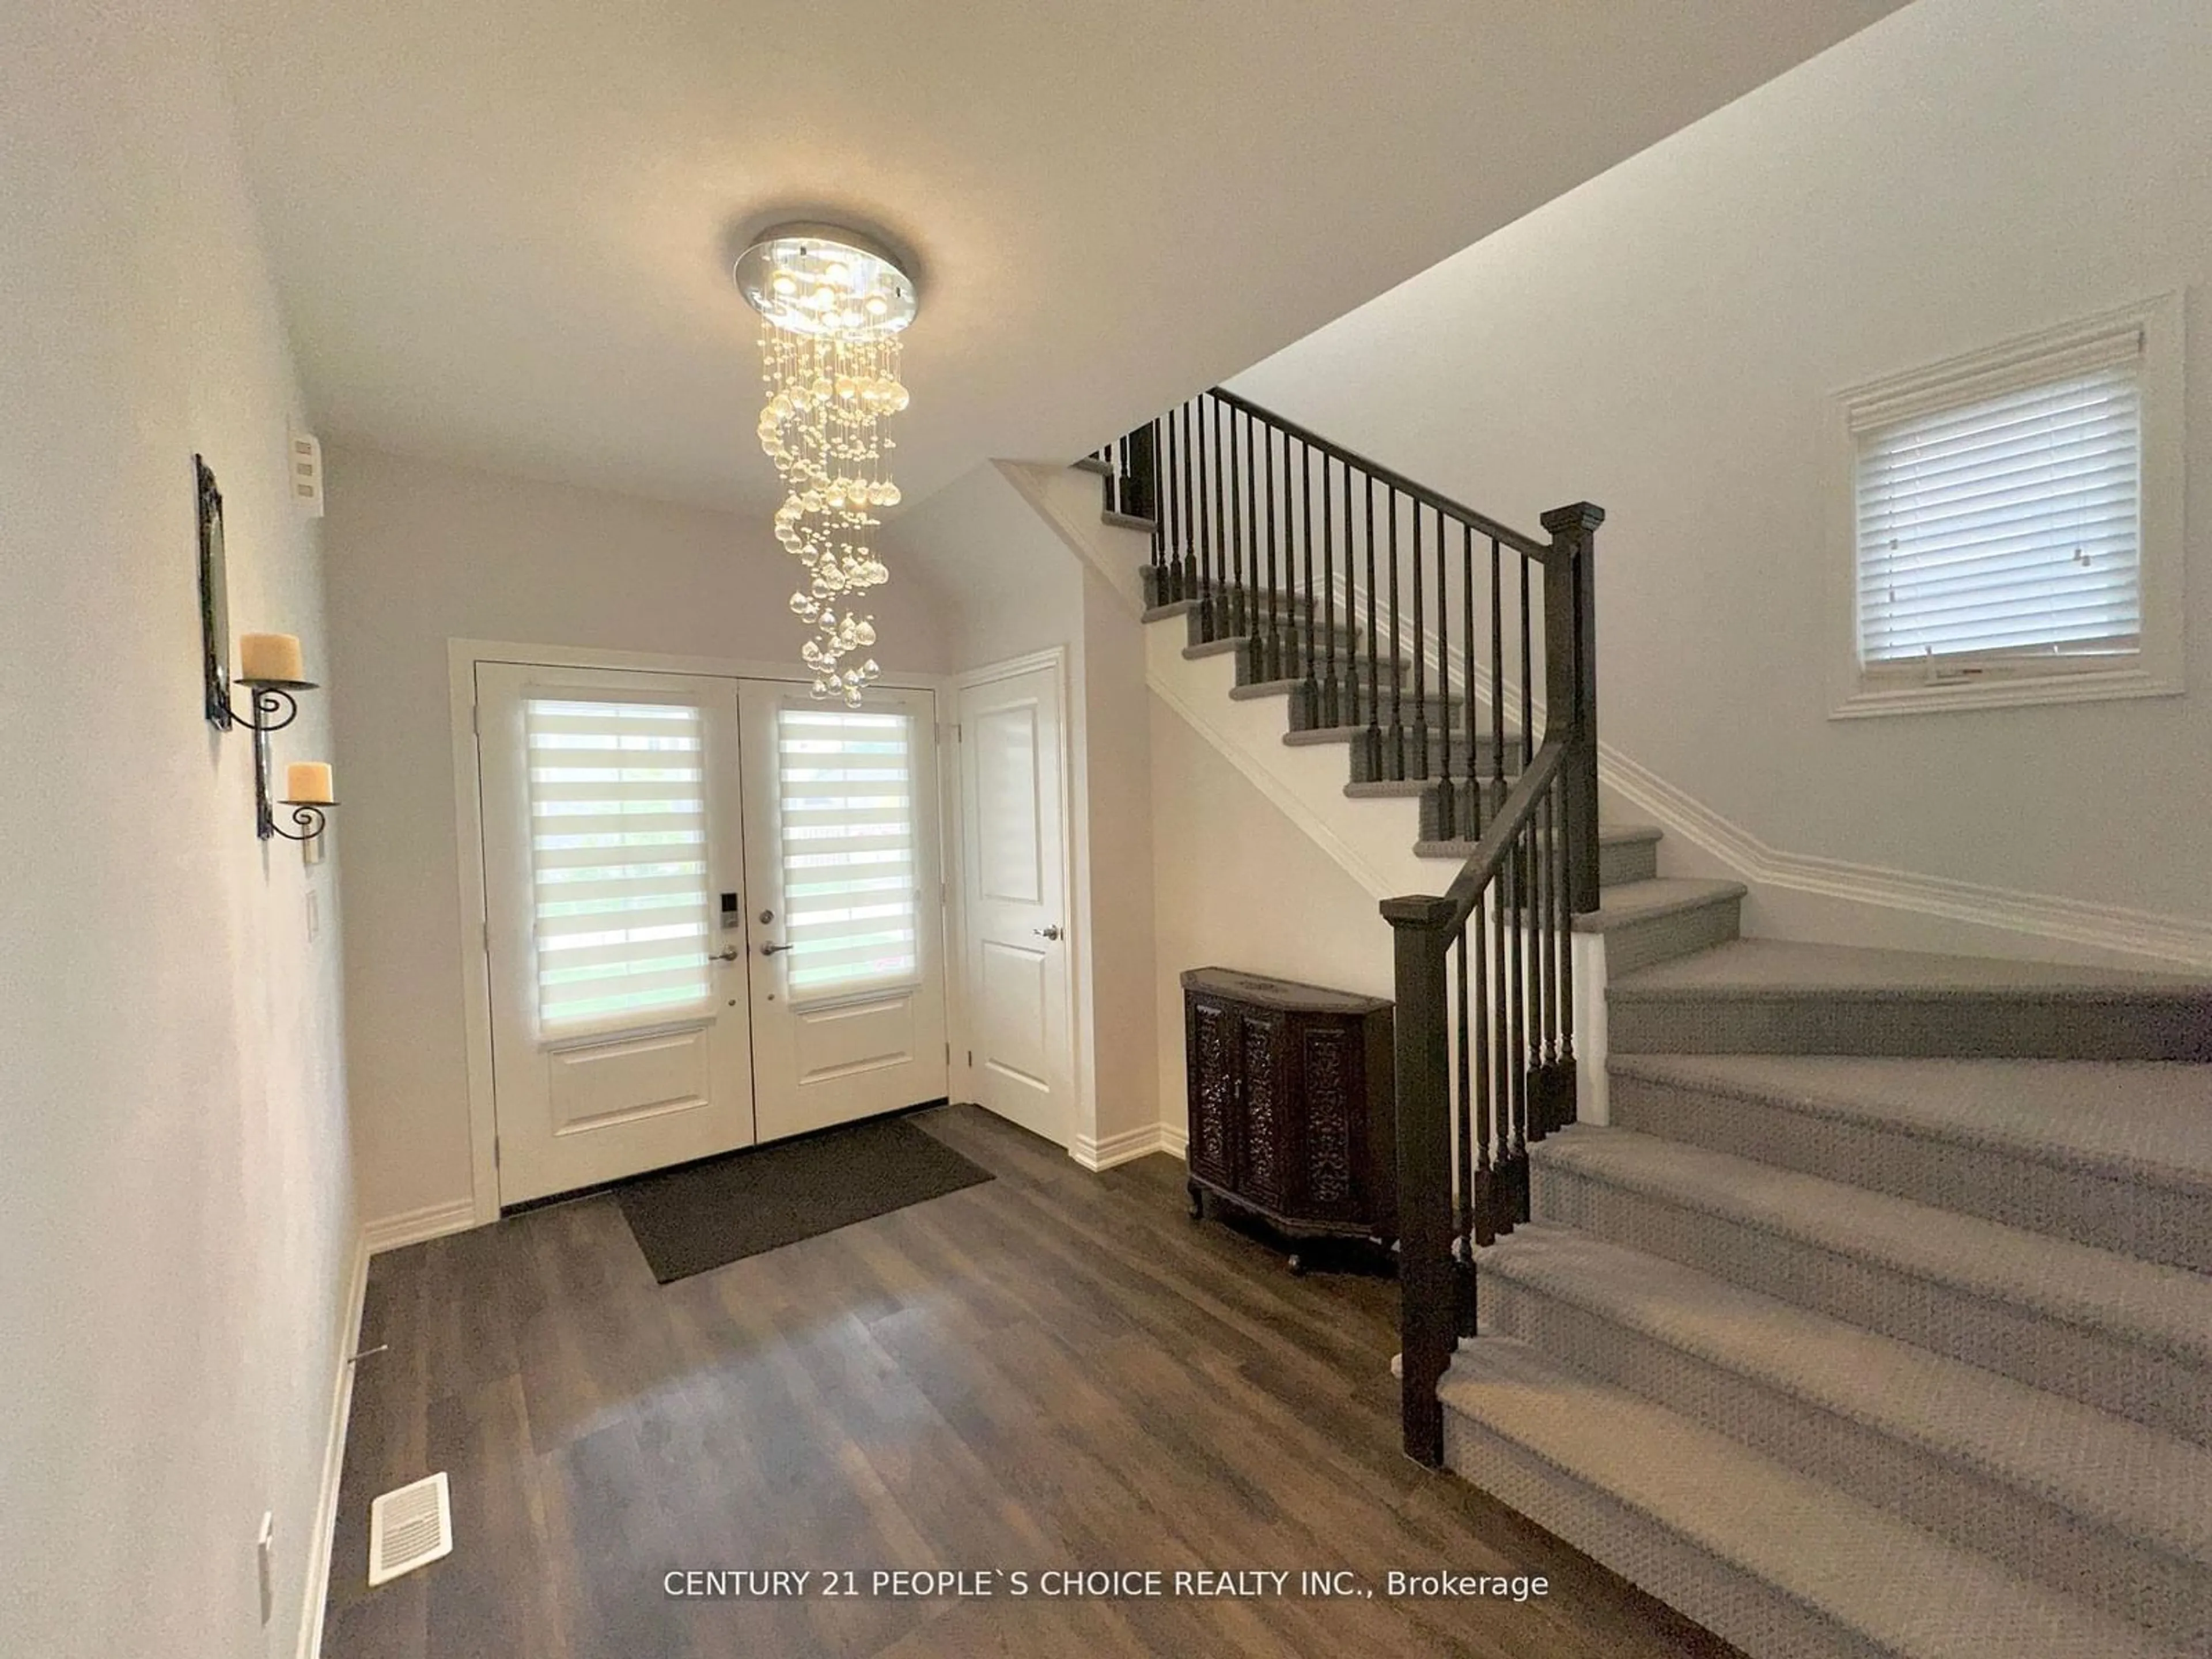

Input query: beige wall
[323,444,949,1225]
[0,4,356,1655]
[1147,700,1393,1138]
[888,463,1161,1150]
[1233,0,2212,926]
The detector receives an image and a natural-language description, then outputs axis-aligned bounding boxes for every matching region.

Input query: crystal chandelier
[734,225,917,705]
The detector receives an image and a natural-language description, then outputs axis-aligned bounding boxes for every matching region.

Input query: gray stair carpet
[1479,1224,2212,1648]
[1608,938,2212,1059]
[1529,1126,2212,1444]
[1570,877,1746,975]
[1609,1054,2212,1270]
[1128,479,2212,1653]
[1438,1338,2182,1659]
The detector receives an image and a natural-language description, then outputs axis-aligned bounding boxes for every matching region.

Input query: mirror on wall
[197,454,230,730]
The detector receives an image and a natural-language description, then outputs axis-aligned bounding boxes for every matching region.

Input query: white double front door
[478,663,948,1205]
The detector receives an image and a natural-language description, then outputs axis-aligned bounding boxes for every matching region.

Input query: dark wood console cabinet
[1180,967,1395,1272]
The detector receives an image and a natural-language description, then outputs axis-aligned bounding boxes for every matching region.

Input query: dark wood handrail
[1209,385,1553,563]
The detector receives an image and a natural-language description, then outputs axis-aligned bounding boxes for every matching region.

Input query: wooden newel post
[1540,502,1604,916]
[1383,891,1457,1467]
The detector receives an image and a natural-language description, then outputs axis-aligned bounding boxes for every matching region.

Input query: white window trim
[1827,293,2185,719]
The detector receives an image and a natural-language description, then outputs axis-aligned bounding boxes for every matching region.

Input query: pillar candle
[285,762,335,804]
[238,632,305,682]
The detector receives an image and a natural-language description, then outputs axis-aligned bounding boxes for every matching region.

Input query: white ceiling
[208,0,1907,522]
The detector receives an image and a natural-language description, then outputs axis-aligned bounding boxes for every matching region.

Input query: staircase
[1088,395,2212,1658]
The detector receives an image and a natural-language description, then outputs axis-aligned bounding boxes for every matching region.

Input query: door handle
[760,941,794,956]
[711,946,741,963]
[1033,924,1063,941]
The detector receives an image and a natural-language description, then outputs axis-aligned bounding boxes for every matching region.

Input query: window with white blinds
[774,707,919,1000]
[1855,336,2143,673]
[524,698,712,1030]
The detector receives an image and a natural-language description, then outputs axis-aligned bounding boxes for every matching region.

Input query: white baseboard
[1159,1120,1188,1159]
[1071,1122,1173,1170]
[297,1229,370,1659]
[1594,741,2212,971]
[362,1197,478,1255]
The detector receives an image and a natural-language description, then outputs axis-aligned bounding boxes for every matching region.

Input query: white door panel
[739,680,948,1139]
[478,664,756,1202]
[957,665,1072,1146]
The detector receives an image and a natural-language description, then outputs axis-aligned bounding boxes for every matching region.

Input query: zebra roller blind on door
[524,698,712,1030]
[774,706,919,999]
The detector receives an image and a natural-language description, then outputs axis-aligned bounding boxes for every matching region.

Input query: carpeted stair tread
[1609,1054,2212,1194]
[1570,877,1746,933]
[1478,1224,2212,1566]
[1607,939,2212,1059]
[1533,1127,2212,1366]
[1613,938,2212,1001]
[1439,1338,2179,1659]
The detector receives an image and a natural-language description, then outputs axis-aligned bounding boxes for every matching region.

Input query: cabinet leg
[1185,1180,1204,1221]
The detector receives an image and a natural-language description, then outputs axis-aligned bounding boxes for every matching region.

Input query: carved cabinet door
[1185,995,1240,1188]
[1236,1010,1289,1209]
[1290,1020,1363,1222]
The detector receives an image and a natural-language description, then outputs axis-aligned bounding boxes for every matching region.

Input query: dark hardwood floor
[324,1105,1739,1658]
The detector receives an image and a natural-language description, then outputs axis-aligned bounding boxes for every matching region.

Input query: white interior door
[478,664,756,1203]
[738,680,949,1141]
[956,662,1073,1146]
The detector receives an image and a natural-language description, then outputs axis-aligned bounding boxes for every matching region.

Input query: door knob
[711,946,741,963]
[761,941,794,956]
[1033,923,1063,941]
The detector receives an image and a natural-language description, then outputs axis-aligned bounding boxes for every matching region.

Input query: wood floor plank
[325,1105,1743,1659]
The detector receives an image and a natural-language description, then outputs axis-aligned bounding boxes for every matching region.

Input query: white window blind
[774,707,918,999]
[1855,343,2142,671]
[524,698,711,1030]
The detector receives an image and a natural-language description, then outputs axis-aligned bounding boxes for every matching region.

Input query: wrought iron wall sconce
[197,456,338,855]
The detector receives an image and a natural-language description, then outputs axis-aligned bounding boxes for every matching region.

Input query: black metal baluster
[1410,502,1428,780]
[1207,399,1226,641]
[1387,490,1404,780]
[1541,806,1553,1081]
[1157,415,1175,600]
[1176,407,1194,601]
[1321,459,1339,726]
[1262,426,1280,681]
[1433,512,1455,838]
[1520,556,1534,772]
[1558,771,1577,1079]
[1300,444,1319,724]
[1363,478,1381,776]
[1453,931,1474,1336]
[1472,881,1495,1244]
[1511,833,1529,1223]
[1491,546,1506,807]
[1459,525,1478,839]
[1191,400,1210,635]
[1491,855,1513,1238]
[1227,409,1244,637]
[1547,775,1566,1124]
[1245,414,1260,647]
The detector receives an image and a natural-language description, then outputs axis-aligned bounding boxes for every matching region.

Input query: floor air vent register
[367,1471,453,1586]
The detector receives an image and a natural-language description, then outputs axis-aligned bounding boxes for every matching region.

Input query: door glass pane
[775,706,918,1001]
[525,698,711,1029]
